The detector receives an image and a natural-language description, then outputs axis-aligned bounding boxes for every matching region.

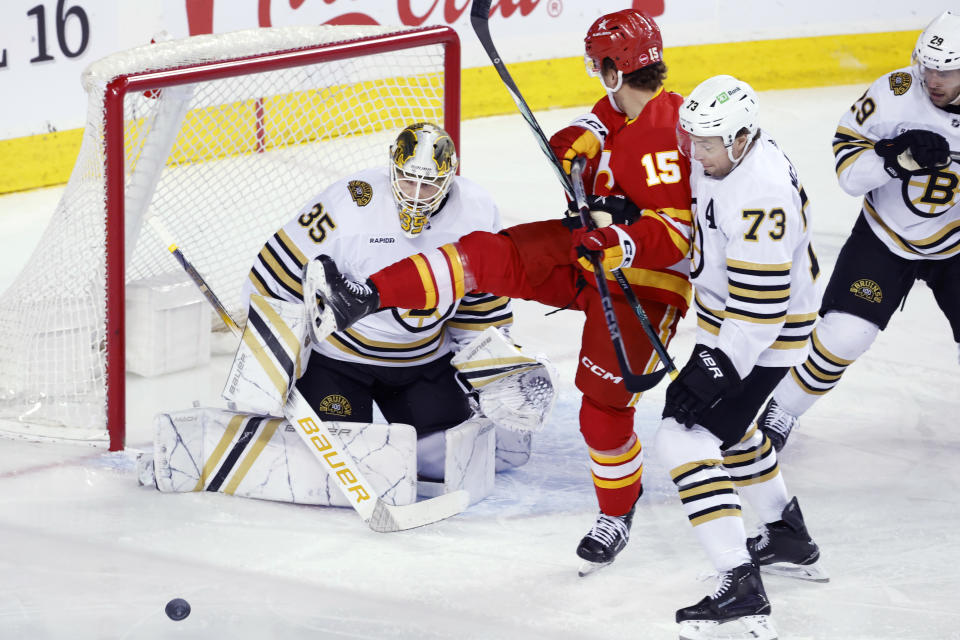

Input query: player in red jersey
[306,9,692,576]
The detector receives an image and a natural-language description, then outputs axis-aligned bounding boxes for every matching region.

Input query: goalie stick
[148,216,468,532]
[469,0,677,392]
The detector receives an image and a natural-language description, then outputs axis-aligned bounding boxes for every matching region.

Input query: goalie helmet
[584,9,662,92]
[389,122,458,238]
[677,75,759,164]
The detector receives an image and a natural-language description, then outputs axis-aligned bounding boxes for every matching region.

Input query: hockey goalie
[137,123,557,510]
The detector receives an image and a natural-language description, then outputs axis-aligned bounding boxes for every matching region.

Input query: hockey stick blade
[368,489,471,533]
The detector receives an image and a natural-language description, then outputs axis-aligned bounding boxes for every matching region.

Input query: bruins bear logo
[850,279,883,303]
[347,180,373,207]
[888,72,912,96]
[318,394,352,417]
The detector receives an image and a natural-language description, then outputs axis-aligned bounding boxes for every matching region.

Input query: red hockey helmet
[584,9,663,76]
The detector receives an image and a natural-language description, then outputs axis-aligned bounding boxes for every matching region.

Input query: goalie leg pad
[417,415,497,505]
[494,425,532,471]
[444,415,496,506]
[150,408,418,506]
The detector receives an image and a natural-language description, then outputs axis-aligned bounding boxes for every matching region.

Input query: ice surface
[0,86,958,639]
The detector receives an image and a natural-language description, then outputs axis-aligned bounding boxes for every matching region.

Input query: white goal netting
[0,25,456,446]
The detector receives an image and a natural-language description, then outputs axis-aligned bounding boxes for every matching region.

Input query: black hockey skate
[676,562,777,640]
[747,497,829,583]
[757,398,797,452]
[304,255,380,340]
[576,500,636,577]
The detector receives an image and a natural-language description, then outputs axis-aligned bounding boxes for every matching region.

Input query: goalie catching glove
[452,327,558,434]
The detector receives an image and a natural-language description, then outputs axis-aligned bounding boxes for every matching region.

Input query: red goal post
[0,25,460,451]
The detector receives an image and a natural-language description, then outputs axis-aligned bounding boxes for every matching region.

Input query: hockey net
[0,24,460,450]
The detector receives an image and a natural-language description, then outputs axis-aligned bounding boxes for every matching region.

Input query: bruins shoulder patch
[888,72,912,96]
[347,180,373,207]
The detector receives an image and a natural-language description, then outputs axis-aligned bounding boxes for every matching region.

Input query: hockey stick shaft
[151,218,467,531]
[569,163,678,382]
[469,0,676,390]
[569,163,671,391]
[147,217,240,333]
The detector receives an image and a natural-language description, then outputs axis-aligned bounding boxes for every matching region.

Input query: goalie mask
[913,10,960,107]
[677,75,759,166]
[389,122,458,238]
[584,9,662,93]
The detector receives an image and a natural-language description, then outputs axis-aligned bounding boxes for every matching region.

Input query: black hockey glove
[663,345,741,428]
[563,194,642,229]
[875,129,950,179]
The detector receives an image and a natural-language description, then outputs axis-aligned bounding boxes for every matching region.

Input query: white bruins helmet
[389,122,458,238]
[677,75,759,164]
[914,10,960,71]
[913,10,960,104]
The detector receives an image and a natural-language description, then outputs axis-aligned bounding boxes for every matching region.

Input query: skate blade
[760,559,829,583]
[578,559,613,577]
[679,614,777,640]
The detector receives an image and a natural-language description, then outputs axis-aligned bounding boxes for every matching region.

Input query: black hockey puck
[165,598,191,621]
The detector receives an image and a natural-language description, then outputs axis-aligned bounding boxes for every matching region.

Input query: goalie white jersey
[833,66,960,260]
[690,133,822,377]
[243,167,512,366]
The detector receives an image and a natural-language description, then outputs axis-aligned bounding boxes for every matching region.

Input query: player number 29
[640,150,682,187]
[850,91,875,125]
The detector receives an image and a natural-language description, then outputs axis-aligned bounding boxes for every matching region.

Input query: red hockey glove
[573,225,637,273]
[549,114,607,175]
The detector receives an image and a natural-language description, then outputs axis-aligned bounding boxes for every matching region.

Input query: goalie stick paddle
[150,216,468,532]
[469,0,677,391]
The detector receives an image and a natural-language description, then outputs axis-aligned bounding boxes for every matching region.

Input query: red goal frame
[100,26,460,450]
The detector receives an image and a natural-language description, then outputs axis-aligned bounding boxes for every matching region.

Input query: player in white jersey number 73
[656,75,829,640]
